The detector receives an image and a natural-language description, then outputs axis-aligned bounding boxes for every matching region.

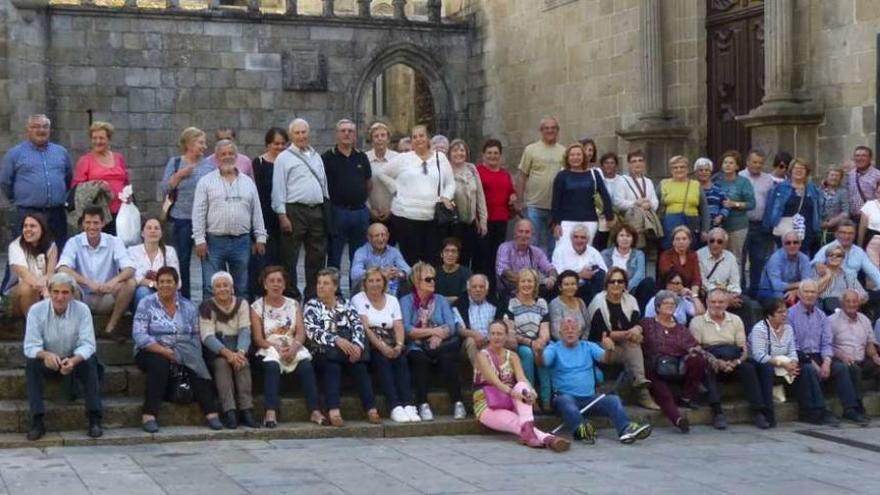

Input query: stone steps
[0,339,134,368]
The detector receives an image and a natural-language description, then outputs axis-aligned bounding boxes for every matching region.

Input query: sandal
[263,419,277,429]
[310,411,329,426]
[366,409,382,425]
[328,410,344,427]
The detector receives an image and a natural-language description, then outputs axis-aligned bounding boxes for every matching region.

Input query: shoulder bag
[772,187,806,240]
[434,151,460,226]
[165,363,194,404]
[482,350,515,411]
[160,157,183,222]
[288,148,337,236]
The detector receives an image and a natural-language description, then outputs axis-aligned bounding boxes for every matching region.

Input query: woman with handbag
[251,266,325,428]
[503,269,553,410]
[351,267,420,423]
[132,266,222,433]
[640,290,709,433]
[473,320,570,452]
[748,298,800,429]
[199,271,256,430]
[763,158,821,255]
[550,143,614,253]
[160,127,214,298]
[400,262,466,421]
[658,155,709,250]
[127,217,180,311]
[448,139,488,270]
[304,268,379,427]
[385,125,456,267]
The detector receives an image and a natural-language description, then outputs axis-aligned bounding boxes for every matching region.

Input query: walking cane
[549,370,631,435]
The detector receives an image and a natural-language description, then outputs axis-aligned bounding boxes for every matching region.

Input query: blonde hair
[363,266,389,292]
[89,121,114,140]
[788,157,812,176]
[516,268,540,299]
[178,127,205,153]
[368,121,391,141]
[668,155,689,170]
[410,261,436,286]
[671,225,693,242]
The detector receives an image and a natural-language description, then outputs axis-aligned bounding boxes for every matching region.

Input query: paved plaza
[0,424,878,494]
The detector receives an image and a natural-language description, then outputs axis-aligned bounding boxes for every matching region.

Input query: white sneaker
[418,403,434,421]
[405,405,421,422]
[453,401,467,420]
[390,406,409,423]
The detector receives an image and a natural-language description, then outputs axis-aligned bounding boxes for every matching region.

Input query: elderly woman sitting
[816,243,868,314]
[748,297,800,429]
[132,266,221,433]
[199,271,256,429]
[251,266,324,428]
[400,261,466,421]
[503,268,553,409]
[473,320,570,452]
[640,290,709,433]
[304,268,379,427]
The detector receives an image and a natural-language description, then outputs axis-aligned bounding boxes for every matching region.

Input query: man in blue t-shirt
[539,317,652,444]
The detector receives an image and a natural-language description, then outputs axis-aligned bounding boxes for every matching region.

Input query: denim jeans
[554,393,630,435]
[202,234,251,299]
[171,218,194,299]
[798,354,859,414]
[327,206,370,270]
[745,221,774,297]
[525,206,554,255]
[26,356,102,418]
[517,345,552,406]
[132,286,156,312]
[262,359,320,413]
[371,351,413,409]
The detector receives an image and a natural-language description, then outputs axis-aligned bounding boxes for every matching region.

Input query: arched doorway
[362,63,437,143]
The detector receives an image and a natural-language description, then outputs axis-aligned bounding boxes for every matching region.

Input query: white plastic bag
[116,185,141,247]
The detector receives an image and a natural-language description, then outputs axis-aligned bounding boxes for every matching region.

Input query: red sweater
[658,249,702,290]
[477,163,515,222]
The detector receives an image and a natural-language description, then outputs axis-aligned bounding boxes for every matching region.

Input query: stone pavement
[1,424,879,494]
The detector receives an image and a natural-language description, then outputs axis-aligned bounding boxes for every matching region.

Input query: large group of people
[4,113,880,451]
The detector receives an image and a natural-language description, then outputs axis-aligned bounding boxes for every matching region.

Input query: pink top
[207,152,254,178]
[71,152,129,214]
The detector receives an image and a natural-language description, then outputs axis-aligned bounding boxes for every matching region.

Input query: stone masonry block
[129,88,157,112]
[54,66,96,86]
[52,30,85,49]
[235,70,264,89]
[309,26,354,42]
[205,22,243,37]
[282,50,327,92]
[125,68,162,87]
[245,53,282,71]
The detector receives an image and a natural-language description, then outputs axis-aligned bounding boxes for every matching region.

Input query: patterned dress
[472,349,514,419]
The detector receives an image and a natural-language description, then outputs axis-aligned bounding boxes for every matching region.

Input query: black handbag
[323,308,370,363]
[433,151,459,226]
[705,345,742,361]
[165,364,194,404]
[655,355,686,378]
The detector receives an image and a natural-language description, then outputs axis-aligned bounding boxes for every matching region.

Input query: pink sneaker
[519,421,542,448]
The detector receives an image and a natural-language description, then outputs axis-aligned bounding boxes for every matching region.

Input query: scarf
[198,297,243,322]
[412,291,437,328]
[585,291,640,332]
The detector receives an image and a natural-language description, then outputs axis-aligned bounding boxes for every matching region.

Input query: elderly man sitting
[57,205,136,339]
[23,273,102,440]
[453,274,505,366]
[496,219,557,301]
[788,280,866,425]
[551,224,607,305]
[829,289,880,422]
[350,222,410,295]
[697,227,760,331]
[757,231,813,302]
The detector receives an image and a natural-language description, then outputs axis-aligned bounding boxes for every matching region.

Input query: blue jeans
[518,345,551,406]
[202,234,250,299]
[132,286,155,312]
[171,218,193,299]
[745,221,773,297]
[262,360,320,412]
[372,351,413,409]
[328,206,370,270]
[554,393,631,435]
[525,207,554,255]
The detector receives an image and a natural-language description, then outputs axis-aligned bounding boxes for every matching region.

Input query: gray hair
[431,135,449,148]
[467,273,490,289]
[782,230,800,243]
[316,267,340,287]
[706,288,729,300]
[214,139,238,155]
[694,157,713,171]
[289,118,310,132]
[841,288,862,302]
[27,114,51,126]
[653,289,679,314]
[335,118,355,131]
[707,227,728,242]
[210,271,234,288]
[48,272,78,292]
[570,224,590,239]
[798,279,818,292]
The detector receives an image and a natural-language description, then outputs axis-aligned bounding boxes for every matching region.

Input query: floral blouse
[303,297,366,352]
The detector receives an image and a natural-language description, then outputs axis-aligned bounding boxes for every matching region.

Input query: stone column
[125,0,138,8]
[286,0,297,16]
[392,0,406,19]
[358,0,371,18]
[761,0,794,105]
[248,0,260,14]
[323,0,335,17]
[427,0,441,23]
[639,0,664,119]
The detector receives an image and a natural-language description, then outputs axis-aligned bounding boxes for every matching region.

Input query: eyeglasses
[709,239,725,245]
[421,161,428,175]
[668,280,683,286]
[608,279,626,285]
[422,277,436,283]
[783,240,801,246]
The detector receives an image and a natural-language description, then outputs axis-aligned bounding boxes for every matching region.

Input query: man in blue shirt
[757,231,813,302]
[23,273,102,441]
[350,223,410,295]
[538,317,651,444]
[0,114,73,246]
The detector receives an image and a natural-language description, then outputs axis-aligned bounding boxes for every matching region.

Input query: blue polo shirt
[0,140,72,209]
[543,340,605,397]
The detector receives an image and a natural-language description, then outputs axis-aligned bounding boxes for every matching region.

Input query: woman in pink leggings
[472,320,570,452]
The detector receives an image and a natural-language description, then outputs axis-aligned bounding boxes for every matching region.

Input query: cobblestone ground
[0,424,879,494]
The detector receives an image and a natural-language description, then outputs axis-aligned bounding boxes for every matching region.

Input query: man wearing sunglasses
[697,228,760,331]
[757,231,812,303]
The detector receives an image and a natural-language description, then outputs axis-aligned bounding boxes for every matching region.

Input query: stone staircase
[0,314,878,448]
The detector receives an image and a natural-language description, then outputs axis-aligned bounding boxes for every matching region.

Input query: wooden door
[706,0,764,165]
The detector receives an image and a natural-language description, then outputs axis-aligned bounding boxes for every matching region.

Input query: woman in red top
[71,121,130,234]
[657,225,701,296]
[476,139,517,280]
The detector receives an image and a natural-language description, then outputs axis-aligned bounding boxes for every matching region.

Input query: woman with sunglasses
[385,125,455,267]
[770,151,792,184]
[815,244,867,313]
[645,270,705,325]
[657,155,709,250]
[400,262,465,421]
[585,267,658,410]
[504,268,552,410]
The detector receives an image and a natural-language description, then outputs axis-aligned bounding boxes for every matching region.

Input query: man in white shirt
[697,228,760,332]
[552,224,607,304]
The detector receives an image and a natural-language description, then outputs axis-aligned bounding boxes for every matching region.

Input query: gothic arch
[349,42,456,142]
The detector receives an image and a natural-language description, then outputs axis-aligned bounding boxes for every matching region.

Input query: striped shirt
[749,319,798,364]
[191,169,267,245]
[504,297,549,340]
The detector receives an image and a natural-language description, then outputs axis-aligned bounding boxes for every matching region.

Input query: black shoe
[222,410,238,430]
[207,416,224,431]
[713,413,728,430]
[842,409,870,426]
[87,415,103,438]
[753,412,770,430]
[142,419,159,434]
[678,398,700,410]
[676,417,690,434]
[239,409,259,428]
[26,417,46,441]
[821,410,841,427]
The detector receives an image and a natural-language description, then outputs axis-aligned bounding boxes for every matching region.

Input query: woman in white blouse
[127,217,180,310]
[612,150,660,247]
[386,125,456,267]
[858,180,880,247]
[4,213,57,317]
